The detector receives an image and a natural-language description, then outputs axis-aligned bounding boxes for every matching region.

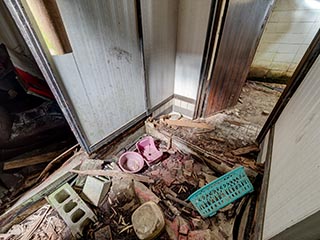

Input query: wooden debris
[146,121,263,177]
[231,145,260,156]
[36,144,79,182]
[165,194,194,210]
[20,205,50,240]
[1,204,70,240]
[164,119,212,129]
[0,151,84,233]
[3,151,64,170]
[70,169,154,184]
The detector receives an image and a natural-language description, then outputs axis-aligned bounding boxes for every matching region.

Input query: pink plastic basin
[118,151,144,173]
[136,136,163,166]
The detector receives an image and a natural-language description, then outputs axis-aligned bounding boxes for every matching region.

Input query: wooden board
[204,0,274,115]
[3,151,63,170]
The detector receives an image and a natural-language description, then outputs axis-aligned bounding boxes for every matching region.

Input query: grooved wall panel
[174,0,211,101]
[263,55,320,239]
[55,0,146,146]
[141,0,178,108]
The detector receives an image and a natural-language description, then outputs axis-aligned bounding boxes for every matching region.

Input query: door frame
[194,0,227,119]
[194,0,275,118]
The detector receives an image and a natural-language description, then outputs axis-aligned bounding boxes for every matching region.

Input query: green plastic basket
[187,166,253,217]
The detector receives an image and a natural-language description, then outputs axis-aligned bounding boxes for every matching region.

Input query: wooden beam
[70,169,154,184]
[4,151,63,170]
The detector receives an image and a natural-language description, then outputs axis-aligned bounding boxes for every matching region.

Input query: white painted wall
[174,0,211,100]
[263,55,320,239]
[251,0,320,78]
[54,0,146,146]
[141,0,178,108]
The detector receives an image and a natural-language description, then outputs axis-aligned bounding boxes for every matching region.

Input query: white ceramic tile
[270,62,290,71]
[255,52,276,61]
[304,33,317,44]
[309,22,320,35]
[174,99,181,107]
[273,53,296,62]
[180,100,188,109]
[260,33,282,43]
[278,33,306,44]
[257,42,280,53]
[273,0,318,11]
[252,59,272,68]
[270,10,319,23]
[187,103,195,111]
[288,63,298,71]
[276,44,300,54]
[292,52,304,64]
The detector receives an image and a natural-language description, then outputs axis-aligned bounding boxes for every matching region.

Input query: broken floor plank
[70,169,155,184]
[164,119,212,129]
[36,144,79,182]
[3,151,64,170]
[0,151,84,233]
[231,145,260,156]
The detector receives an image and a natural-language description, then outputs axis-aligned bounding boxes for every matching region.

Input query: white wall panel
[141,0,178,108]
[55,0,146,146]
[174,0,211,100]
[251,0,320,78]
[263,55,320,239]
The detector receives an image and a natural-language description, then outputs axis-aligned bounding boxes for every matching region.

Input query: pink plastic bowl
[118,152,144,173]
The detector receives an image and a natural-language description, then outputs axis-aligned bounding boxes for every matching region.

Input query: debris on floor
[0,107,267,239]
[1,204,71,240]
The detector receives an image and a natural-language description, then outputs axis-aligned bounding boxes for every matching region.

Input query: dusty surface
[1,204,71,240]
[235,81,284,127]
[0,80,281,239]
[161,81,284,154]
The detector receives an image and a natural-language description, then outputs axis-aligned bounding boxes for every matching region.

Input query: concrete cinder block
[83,176,111,206]
[46,183,97,237]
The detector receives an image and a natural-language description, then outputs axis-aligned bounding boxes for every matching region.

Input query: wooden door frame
[194,0,227,119]
[194,0,275,118]
[4,0,149,153]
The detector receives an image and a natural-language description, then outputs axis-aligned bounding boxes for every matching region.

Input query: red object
[15,68,54,99]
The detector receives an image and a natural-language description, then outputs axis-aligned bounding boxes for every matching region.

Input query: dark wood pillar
[201,0,274,117]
